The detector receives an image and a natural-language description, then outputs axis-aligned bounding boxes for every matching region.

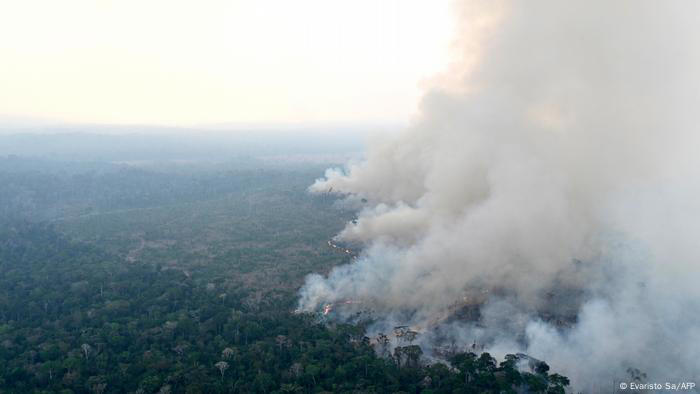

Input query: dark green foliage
[0,223,571,394]
[0,160,570,393]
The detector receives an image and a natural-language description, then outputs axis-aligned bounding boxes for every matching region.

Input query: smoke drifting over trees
[299,0,700,387]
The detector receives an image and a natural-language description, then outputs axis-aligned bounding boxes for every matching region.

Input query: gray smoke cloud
[298,0,700,388]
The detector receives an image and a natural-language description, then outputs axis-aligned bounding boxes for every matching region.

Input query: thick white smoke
[299,0,700,387]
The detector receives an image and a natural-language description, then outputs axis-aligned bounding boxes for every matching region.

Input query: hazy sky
[0,0,454,127]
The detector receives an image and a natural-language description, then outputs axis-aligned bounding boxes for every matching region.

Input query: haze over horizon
[1,0,454,128]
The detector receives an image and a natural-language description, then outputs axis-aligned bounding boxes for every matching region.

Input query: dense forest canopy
[0,134,570,393]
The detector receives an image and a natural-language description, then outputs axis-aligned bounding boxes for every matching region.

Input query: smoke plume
[298,0,700,387]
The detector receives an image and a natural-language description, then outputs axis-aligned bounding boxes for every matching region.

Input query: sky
[0,0,454,128]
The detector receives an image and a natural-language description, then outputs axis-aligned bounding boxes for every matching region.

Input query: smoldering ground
[298,0,700,388]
